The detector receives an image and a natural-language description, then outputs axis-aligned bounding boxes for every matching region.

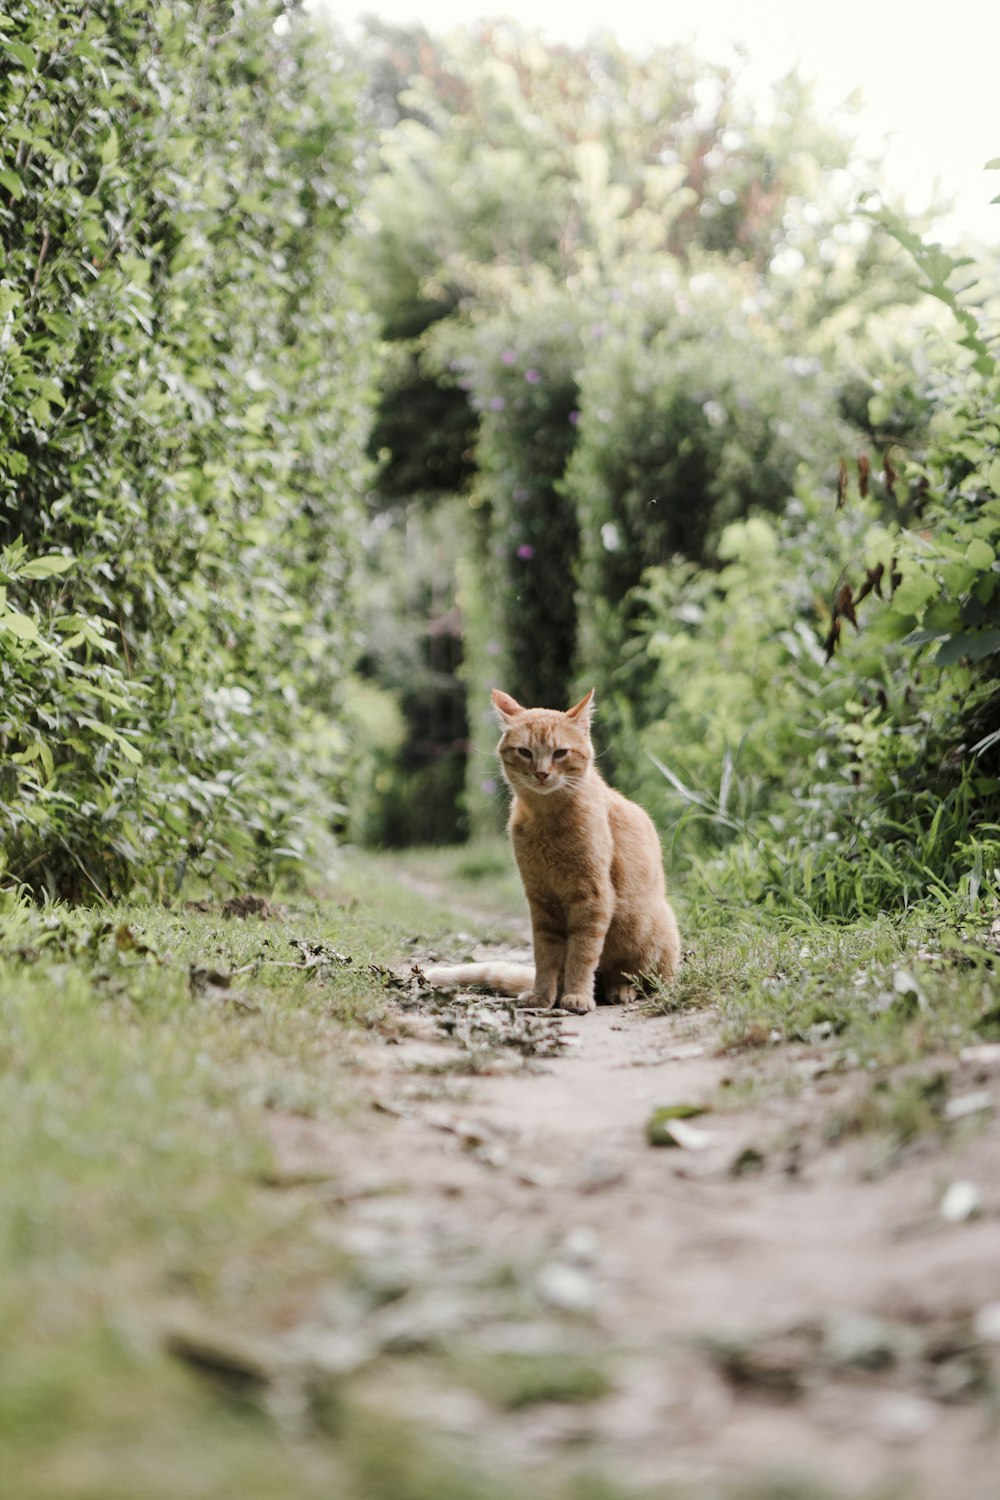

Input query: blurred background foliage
[2,6,999,916]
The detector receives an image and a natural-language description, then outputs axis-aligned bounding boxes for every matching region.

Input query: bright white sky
[323,0,999,245]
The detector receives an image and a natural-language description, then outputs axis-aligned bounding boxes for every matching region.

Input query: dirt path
[268,907,1000,1498]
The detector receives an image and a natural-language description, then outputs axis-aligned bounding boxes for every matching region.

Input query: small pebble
[939,1180,982,1223]
[536,1263,596,1314]
[973,1302,1000,1342]
[560,1227,600,1265]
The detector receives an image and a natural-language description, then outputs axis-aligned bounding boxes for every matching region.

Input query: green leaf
[1,38,36,71]
[891,569,939,617]
[965,539,996,571]
[902,628,950,647]
[0,168,24,199]
[935,630,1000,666]
[21,555,74,580]
[0,611,40,642]
[99,128,119,165]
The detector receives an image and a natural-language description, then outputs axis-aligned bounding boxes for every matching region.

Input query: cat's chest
[511,808,611,892]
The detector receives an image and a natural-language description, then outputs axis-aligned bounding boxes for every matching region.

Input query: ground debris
[939,1179,983,1222]
[535,1263,597,1315]
[164,1313,283,1388]
[704,1327,816,1399]
[188,961,259,1012]
[222,894,277,920]
[392,978,573,1065]
[181,894,279,920]
[646,1102,712,1148]
[269,937,408,992]
[700,1308,999,1406]
[114,923,159,957]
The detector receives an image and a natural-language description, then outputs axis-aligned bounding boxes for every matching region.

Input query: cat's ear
[492,688,525,724]
[565,688,595,726]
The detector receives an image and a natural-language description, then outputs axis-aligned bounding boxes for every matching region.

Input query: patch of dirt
[260,915,1000,1498]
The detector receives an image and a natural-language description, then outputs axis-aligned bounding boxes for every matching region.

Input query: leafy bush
[0,1,373,896]
[564,269,851,757]
[637,220,1000,920]
[621,490,885,848]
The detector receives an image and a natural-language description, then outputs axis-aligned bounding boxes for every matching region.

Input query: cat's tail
[418,961,535,997]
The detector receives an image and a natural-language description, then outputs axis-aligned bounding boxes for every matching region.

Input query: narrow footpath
[263,891,1000,1499]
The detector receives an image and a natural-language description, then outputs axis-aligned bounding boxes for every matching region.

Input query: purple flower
[481,778,498,794]
[524,368,541,384]
[569,410,580,425]
[488,395,506,411]
[501,349,517,366]
[516,544,535,560]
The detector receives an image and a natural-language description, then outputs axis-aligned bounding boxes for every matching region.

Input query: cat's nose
[535,769,550,782]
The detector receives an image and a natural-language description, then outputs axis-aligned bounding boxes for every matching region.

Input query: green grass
[665,898,999,1065]
[0,862,488,1500]
[449,1347,613,1409]
[2,844,994,1498]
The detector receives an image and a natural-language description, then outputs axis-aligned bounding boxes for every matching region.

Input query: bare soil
[267,917,1000,1498]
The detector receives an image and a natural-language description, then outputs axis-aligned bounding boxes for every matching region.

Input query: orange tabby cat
[424,689,680,1013]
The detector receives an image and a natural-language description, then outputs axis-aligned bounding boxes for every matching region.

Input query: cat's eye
[516,747,533,759]
[552,748,569,760]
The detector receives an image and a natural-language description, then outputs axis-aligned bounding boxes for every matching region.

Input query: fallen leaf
[115,923,157,957]
[662,1118,715,1150]
[647,1105,712,1148]
[164,1316,277,1386]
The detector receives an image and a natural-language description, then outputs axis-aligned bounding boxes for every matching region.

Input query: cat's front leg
[520,903,564,1008]
[560,898,609,1014]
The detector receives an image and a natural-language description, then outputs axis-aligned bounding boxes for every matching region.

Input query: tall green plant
[0,1,373,897]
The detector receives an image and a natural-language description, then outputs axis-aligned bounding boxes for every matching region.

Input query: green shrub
[565,271,850,728]
[635,217,1000,920]
[0,1,373,896]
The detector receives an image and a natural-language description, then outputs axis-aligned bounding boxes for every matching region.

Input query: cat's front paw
[559,990,597,1014]
[517,989,555,1009]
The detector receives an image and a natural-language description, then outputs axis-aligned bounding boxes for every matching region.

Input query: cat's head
[491,688,595,797]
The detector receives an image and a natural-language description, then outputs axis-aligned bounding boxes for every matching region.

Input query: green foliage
[0,867,498,1499]
[355,498,471,846]
[775,221,1000,917]
[444,298,583,709]
[351,21,938,853]
[0,1,373,896]
[632,223,1000,920]
[567,272,850,746]
[611,491,881,857]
